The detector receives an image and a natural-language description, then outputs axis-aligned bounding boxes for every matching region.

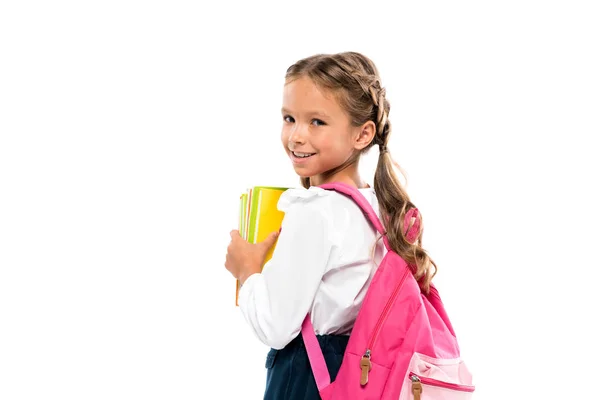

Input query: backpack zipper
[411,374,422,400]
[410,373,475,394]
[360,267,410,386]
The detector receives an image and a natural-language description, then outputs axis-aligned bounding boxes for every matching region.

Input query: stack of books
[236,186,290,306]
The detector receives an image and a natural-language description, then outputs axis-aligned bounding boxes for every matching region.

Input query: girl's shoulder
[277,186,342,246]
[278,185,377,212]
[277,186,332,213]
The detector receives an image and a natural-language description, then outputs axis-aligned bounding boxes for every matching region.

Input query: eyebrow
[281,108,331,119]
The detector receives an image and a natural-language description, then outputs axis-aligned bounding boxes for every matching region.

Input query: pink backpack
[301,182,475,399]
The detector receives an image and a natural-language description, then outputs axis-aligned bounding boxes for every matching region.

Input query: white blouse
[238,185,387,350]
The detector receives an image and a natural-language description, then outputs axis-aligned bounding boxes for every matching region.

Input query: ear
[353,121,376,151]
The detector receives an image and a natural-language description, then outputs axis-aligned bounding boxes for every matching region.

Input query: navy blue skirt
[263,334,349,400]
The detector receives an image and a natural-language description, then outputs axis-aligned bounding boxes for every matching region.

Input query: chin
[292,168,312,178]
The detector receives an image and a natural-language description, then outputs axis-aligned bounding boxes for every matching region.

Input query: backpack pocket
[401,353,474,400]
[409,372,474,399]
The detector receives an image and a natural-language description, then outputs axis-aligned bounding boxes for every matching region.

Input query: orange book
[236,186,290,306]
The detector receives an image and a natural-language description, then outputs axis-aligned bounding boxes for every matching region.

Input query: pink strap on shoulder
[302,182,393,391]
[301,315,330,391]
[302,182,423,390]
[319,182,421,246]
[318,182,391,251]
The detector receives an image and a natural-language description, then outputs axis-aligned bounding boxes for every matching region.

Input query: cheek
[321,134,344,152]
[324,134,354,159]
[281,128,291,149]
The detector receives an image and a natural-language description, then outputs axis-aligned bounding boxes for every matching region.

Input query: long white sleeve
[238,188,337,350]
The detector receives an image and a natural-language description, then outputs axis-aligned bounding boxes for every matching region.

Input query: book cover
[236,186,290,306]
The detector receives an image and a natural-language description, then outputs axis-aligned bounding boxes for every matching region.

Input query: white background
[1,1,599,399]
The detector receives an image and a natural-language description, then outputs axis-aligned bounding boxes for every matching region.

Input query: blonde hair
[285,51,437,293]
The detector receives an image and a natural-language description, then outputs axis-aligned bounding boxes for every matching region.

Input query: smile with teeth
[292,151,316,158]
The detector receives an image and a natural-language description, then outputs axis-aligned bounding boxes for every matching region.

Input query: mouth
[292,151,316,158]
[290,151,316,163]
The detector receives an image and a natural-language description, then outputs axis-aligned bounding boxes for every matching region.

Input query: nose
[287,122,308,147]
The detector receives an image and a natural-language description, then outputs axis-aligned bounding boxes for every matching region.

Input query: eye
[311,119,326,126]
[283,115,295,123]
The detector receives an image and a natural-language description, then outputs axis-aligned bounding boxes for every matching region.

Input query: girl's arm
[238,192,336,350]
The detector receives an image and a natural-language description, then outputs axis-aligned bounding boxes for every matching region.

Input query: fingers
[258,230,279,249]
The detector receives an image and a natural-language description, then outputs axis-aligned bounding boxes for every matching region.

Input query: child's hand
[224,229,279,285]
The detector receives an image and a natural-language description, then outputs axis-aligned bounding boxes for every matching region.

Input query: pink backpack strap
[301,182,423,390]
[319,182,391,251]
[318,182,421,248]
[301,315,331,391]
[301,182,392,391]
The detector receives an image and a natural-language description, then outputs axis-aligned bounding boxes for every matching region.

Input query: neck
[309,164,369,189]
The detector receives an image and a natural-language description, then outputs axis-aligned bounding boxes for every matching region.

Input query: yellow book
[236,186,290,306]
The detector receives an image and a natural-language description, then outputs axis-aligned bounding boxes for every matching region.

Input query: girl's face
[281,76,360,181]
